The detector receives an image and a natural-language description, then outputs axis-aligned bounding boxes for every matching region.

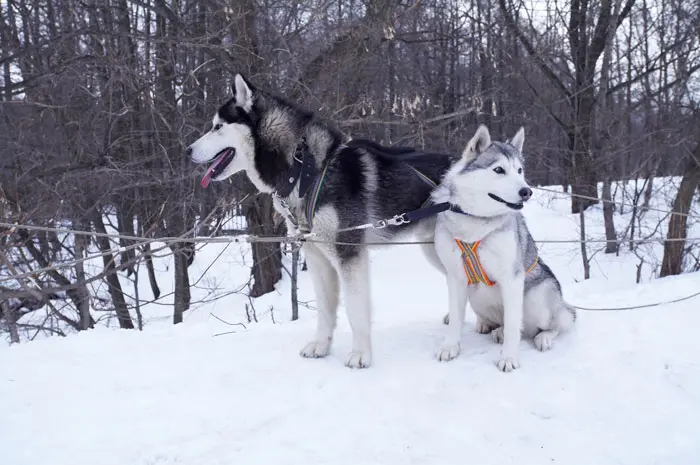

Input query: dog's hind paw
[490,327,504,344]
[476,318,496,334]
[436,342,460,362]
[345,350,372,369]
[534,330,556,351]
[497,356,520,372]
[299,339,331,359]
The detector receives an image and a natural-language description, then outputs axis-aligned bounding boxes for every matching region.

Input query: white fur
[433,125,573,372]
[448,143,530,218]
[299,243,338,359]
[234,74,254,112]
[187,74,276,193]
[295,205,374,368]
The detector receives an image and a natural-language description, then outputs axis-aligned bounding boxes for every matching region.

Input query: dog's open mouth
[201,148,235,188]
[488,193,524,210]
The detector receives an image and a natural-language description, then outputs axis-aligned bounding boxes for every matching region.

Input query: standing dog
[432,125,576,372]
[187,74,455,368]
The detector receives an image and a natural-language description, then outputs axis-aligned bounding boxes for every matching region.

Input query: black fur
[213,76,458,263]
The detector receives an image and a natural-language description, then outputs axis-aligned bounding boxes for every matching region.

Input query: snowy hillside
[2,182,700,464]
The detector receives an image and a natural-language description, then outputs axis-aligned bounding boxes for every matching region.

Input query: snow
[2,182,700,464]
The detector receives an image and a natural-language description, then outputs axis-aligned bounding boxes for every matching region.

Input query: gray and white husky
[432,124,576,372]
[187,74,455,369]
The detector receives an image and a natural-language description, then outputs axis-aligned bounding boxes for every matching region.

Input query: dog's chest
[436,217,515,287]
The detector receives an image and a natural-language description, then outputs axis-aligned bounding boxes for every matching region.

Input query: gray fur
[187,73,456,369]
[461,142,523,174]
[432,124,575,372]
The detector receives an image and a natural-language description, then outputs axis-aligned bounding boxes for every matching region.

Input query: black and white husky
[432,125,576,372]
[187,74,454,369]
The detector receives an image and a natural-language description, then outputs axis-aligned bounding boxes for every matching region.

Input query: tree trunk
[1,300,19,344]
[579,208,591,279]
[91,212,134,329]
[569,91,600,213]
[171,243,192,325]
[73,220,95,330]
[244,195,282,298]
[602,180,619,254]
[660,144,700,277]
[144,242,161,300]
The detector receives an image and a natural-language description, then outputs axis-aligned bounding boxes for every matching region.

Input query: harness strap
[275,137,319,199]
[305,160,332,228]
[286,145,464,232]
[456,240,539,286]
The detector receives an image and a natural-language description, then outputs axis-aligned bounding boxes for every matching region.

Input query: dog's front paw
[490,327,504,344]
[436,342,461,362]
[300,339,332,358]
[534,330,555,351]
[497,356,520,372]
[345,350,372,369]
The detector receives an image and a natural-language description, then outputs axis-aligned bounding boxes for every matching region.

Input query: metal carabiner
[387,213,409,226]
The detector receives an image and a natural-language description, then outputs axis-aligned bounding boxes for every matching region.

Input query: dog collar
[275,137,318,199]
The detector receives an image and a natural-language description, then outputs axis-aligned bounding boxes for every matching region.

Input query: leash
[333,201,470,234]
[274,137,461,239]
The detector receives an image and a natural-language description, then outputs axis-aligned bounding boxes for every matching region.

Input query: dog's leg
[475,316,498,334]
[299,246,339,359]
[490,326,504,344]
[533,328,558,351]
[340,251,373,369]
[497,275,524,372]
[436,273,467,361]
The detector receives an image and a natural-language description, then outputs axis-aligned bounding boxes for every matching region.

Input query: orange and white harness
[455,239,538,286]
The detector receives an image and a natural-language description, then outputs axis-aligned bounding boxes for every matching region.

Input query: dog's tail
[560,302,577,330]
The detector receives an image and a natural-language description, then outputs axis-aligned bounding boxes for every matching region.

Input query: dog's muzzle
[201,147,235,188]
[488,193,525,210]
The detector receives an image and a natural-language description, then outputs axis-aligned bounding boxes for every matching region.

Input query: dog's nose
[186,146,193,157]
[519,187,532,201]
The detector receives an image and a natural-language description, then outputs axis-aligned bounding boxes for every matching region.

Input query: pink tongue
[201,151,228,188]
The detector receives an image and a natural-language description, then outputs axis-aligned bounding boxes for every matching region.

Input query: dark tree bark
[660,143,700,277]
[171,243,192,325]
[1,300,19,343]
[245,195,283,298]
[143,242,161,300]
[91,212,134,329]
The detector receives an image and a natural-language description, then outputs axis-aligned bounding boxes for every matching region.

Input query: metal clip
[386,214,409,227]
[373,219,388,229]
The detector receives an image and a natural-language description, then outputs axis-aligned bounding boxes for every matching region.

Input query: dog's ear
[462,124,491,162]
[509,126,525,153]
[232,74,255,112]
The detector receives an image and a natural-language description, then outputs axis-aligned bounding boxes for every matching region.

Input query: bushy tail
[560,302,577,330]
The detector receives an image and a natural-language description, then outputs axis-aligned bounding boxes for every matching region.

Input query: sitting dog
[431,125,576,371]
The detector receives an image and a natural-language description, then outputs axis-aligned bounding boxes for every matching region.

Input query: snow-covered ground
[2,182,700,464]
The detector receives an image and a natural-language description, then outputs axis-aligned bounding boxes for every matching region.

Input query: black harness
[274,137,320,199]
[272,137,471,233]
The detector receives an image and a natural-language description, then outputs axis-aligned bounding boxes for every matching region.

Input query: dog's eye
[518,168,523,174]
[213,123,223,131]
[493,167,505,175]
